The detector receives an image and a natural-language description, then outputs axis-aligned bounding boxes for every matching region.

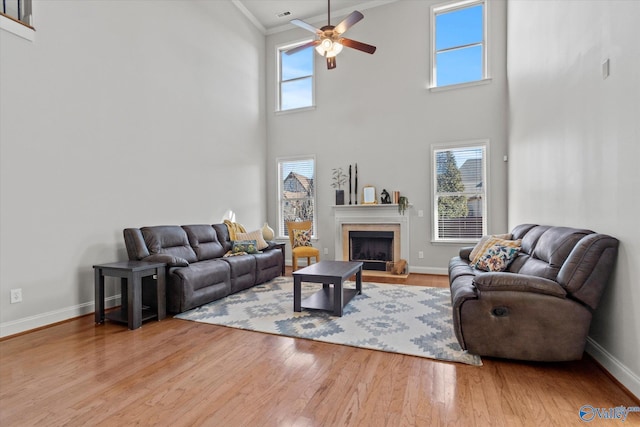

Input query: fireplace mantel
[333,205,410,263]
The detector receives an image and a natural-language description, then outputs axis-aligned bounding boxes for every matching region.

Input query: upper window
[431,0,487,88]
[277,156,316,238]
[432,142,487,241]
[277,41,315,112]
[1,0,32,27]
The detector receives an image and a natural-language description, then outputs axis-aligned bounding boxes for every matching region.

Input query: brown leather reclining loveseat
[124,224,283,313]
[449,224,619,361]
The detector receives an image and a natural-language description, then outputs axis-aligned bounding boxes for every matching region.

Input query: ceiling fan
[285,0,377,70]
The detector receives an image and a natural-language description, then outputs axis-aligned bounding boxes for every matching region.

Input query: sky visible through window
[280,44,314,110]
[435,3,484,86]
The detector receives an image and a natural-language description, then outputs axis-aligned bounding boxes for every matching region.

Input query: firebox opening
[349,231,394,271]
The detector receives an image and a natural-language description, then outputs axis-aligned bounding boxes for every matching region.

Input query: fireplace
[333,205,410,275]
[349,231,394,271]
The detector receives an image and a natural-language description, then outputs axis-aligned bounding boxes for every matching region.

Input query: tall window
[1,0,32,27]
[432,142,487,241]
[277,41,314,111]
[277,156,316,238]
[431,0,487,88]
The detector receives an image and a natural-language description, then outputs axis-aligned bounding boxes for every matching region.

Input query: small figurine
[381,189,391,204]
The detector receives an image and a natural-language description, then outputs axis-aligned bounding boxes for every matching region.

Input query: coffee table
[293,260,363,317]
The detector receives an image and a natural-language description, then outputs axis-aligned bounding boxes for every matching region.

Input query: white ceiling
[234,0,397,34]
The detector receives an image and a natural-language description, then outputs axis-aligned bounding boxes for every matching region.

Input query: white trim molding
[585,337,640,399]
[0,295,120,338]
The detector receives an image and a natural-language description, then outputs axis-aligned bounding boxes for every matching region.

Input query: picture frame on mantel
[362,186,377,205]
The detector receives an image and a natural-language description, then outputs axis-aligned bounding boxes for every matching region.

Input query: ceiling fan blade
[334,11,364,35]
[290,19,323,35]
[327,56,337,70]
[284,40,320,55]
[340,38,377,54]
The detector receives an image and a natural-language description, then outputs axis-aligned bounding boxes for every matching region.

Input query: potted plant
[398,196,409,215]
[332,167,347,205]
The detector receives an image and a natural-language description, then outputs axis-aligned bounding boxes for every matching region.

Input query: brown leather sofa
[124,224,283,313]
[449,224,619,361]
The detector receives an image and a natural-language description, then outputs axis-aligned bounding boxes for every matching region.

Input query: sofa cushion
[183,224,226,261]
[518,227,592,280]
[171,259,230,292]
[141,226,197,263]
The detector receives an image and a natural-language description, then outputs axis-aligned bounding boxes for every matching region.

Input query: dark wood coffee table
[293,260,363,317]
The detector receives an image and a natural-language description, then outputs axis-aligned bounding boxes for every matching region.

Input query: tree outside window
[433,143,487,241]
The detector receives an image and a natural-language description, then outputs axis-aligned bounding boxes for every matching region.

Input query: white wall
[0,0,266,336]
[508,0,640,397]
[266,0,509,273]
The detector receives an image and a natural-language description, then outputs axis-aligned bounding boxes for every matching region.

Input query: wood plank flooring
[1,271,637,426]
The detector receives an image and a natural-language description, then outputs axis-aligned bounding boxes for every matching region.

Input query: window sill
[431,239,481,245]
[275,105,316,115]
[0,13,35,41]
[428,78,492,93]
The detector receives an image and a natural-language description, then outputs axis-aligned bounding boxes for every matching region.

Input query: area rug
[175,276,482,366]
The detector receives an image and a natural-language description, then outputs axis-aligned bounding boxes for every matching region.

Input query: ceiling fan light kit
[286,0,376,70]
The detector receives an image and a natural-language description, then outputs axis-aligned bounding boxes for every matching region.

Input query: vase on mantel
[261,222,275,241]
[335,190,345,205]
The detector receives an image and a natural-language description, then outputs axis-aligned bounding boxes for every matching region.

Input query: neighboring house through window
[277,156,316,238]
[431,0,487,88]
[432,142,487,241]
[277,40,315,111]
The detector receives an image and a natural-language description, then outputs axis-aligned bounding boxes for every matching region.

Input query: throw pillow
[236,229,268,251]
[469,233,511,262]
[231,240,259,254]
[292,228,312,248]
[473,243,520,272]
[471,236,520,265]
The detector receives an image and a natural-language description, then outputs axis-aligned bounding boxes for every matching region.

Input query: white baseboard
[0,295,120,338]
[409,266,448,275]
[585,337,640,399]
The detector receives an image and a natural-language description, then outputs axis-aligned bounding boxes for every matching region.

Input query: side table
[94,261,166,330]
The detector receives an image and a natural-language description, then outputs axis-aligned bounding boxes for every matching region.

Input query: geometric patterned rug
[175,276,482,366]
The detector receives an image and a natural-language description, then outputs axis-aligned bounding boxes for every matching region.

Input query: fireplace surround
[333,205,410,272]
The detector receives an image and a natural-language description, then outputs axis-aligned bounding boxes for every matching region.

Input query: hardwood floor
[1,271,637,426]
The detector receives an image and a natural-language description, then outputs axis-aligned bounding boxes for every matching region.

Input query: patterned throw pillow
[231,240,259,254]
[292,228,312,248]
[473,243,520,272]
[235,230,268,250]
[471,236,521,265]
[469,233,511,261]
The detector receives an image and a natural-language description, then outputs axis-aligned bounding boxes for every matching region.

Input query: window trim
[276,154,317,240]
[429,0,488,90]
[430,140,489,244]
[1,12,34,41]
[276,39,316,113]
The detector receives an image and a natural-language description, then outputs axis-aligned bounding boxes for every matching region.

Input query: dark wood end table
[94,261,166,330]
[293,260,363,317]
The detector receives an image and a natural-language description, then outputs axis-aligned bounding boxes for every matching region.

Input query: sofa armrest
[459,246,474,261]
[473,273,567,298]
[142,254,189,267]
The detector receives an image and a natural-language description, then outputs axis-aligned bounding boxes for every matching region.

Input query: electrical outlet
[418,251,424,259]
[324,247,329,255]
[10,288,23,304]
